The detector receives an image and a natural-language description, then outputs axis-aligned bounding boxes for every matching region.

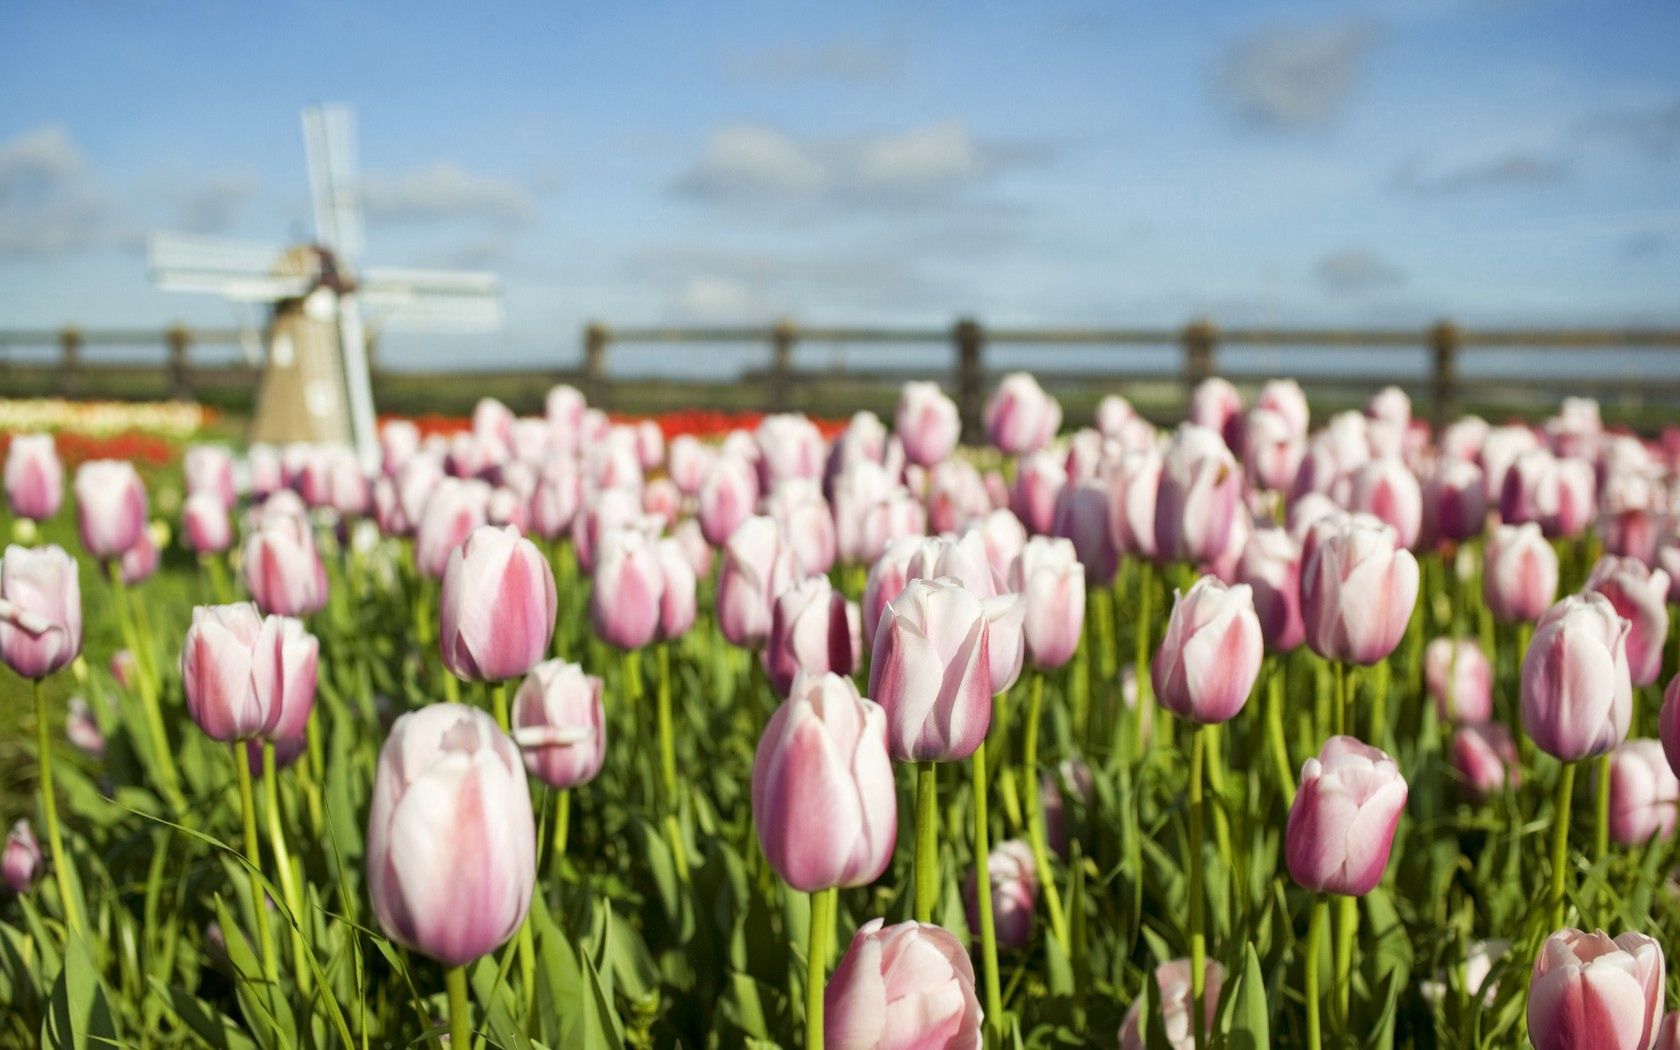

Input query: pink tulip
[1350,457,1422,549]
[414,477,492,579]
[1154,424,1243,566]
[0,544,82,680]
[895,381,961,468]
[752,673,896,891]
[869,577,993,762]
[243,516,328,617]
[570,486,643,575]
[1607,740,1678,845]
[4,820,40,893]
[1286,735,1407,896]
[654,537,697,641]
[1521,592,1633,762]
[1366,385,1411,429]
[1255,378,1309,440]
[1011,536,1085,670]
[964,839,1037,951]
[1236,525,1304,652]
[1660,675,1680,781]
[545,384,587,441]
[1292,412,1370,504]
[246,444,282,498]
[925,460,989,534]
[118,527,159,585]
[1421,457,1487,547]
[967,510,1027,587]
[589,528,663,650]
[66,696,105,758]
[1106,446,1161,560]
[765,575,858,696]
[1483,522,1558,623]
[1301,515,1418,665]
[755,414,825,488]
[832,461,892,565]
[667,435,713,496]
[1527,928,1663,1050]
[1052,479,1117,584]
[825,919,983,1049]
[984,372,1061,455]
[180,603,301,741]
[1453,723,1519,801]
[698,454,760,547]
[1585,556,1671,688]
[766,479,837,576]
[182,492,232,554]
[1242,407,1303,492]
[1062,428,1106,483]
[671,518,713,579]
[1010,451,1067,536]
[512,660,606,790]
[375,454,444,538]
[5,434,63,521]
[366,704,535,966]
[825,410,891,483]
[440,525,556,682]
[1425,638,1493,724]
[717,515,799,649]
[858,487,926,565]
[74,460,148,560]
[262,617,319,743]
[1094,394,1136,439]
[1152,576,1262,724]
[1118,958,1226,1050]
[1656,1012,1680,1050]
[862,537,920,648]
[1188,376,1243,451]
[183,445,237,508]
[379,419,421,477]
[1502,450,1596,539]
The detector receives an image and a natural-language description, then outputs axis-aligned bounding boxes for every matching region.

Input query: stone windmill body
[148,104,502,468]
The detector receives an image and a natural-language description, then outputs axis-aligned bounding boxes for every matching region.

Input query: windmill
[148,104,503,470]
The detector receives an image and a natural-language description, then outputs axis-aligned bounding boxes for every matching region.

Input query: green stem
[1333,660,1348,739]
[914,762,940,923]
[971,738,1004,1037]
[34,679,81,936]
[445,964,470,1048]
[552,789,572,873]
[1188,725,1207,1050]
[1594,752,1611,871]
[203,552,234,604]
[1306,897,1328,1050]
[1022,674,1070,944]
[1266,665,1296,806]
[109,562,180,795]
[805,887,834,1050]
[1134,563,1155,761]
[994,691,1022,831]
[233,744,278,1000]
[261,742,310,996]
[657,645,690,882]
[1333,894,1357,1032]
[490,680,510,732]
[1551,761,1576,929]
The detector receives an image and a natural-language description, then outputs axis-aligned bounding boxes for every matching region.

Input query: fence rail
[6,320,1680,430]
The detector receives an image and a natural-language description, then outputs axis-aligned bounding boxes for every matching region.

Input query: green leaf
[43,933,119,1049]
[1224,942,1270,1050]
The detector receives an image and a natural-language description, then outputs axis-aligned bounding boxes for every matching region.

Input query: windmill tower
[148,104,503,469]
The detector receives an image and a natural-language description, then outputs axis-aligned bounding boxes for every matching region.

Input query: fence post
[1429,320,1461,428]
[166,324,192,399]
[583,322,610,406]
[954,318,985,441]
[770,319,797,412]
[1181,319,1217,405]
[60,326,83,397]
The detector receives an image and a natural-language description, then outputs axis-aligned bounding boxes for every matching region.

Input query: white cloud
[362,163,540,226]
[1316,247,1406,293]
[677,126,830,198]
[676,275,767,320]
[173,172,261,233]
[724,37,903,85]
[855,122,985,194]
[1215,20,1380,128]
[1394,150,1568,193]
[0,125,114,257]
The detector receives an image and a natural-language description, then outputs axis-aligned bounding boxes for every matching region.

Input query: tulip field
[7,376,1680,1049]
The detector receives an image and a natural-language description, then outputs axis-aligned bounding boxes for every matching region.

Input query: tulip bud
[1350,457,1423,550]
[1010,451,1066,536]
[698,454,760,547]
[964,839,1037,951]
[755,414,825,488]
[1657,1012,1680,1050]
[766,479,837,576]
[589,528,663,650]
[1452,723,1518,802]
[512,660,606,789]
[671,518,713,579]
[1527,928,1663,1050]
[528,461,582,541]
[1118,958,1226,1050]
[1188,376,1243,451]
[571,486,642,575]
[180,603,308,741]
[414,477,492,580]
[66,696,105,758]
[984,372,1061,455]
[119,527,160,585]
[183,445,237,508]
[1421,457,1487,547]
[859,487,927,566]
[869,577,993,762]
[1011,536,1085,670]
[752,673,896,891]
[1660,675,1680,782]
[1255,378,1309,440]
[438,525,555,682]
[967,509,1027,586]
[861,536,919,648]
[264,618,320,743]
[74,460,148,560]
[1052,479,1117,584]
[1366,385,1411,429]
[895,381,961,467]
[0,544,82,680]
[243,516,329,617]
[1585,556,1671,688]
[182,492,232,554]
[1483,522,1558,623]
[825,919,983,1047]
[925,460,989,534]
[3,820,40,893]
[1152,576,1263,725]
[1106,446,1161,560]
[1155,424,1243,566]
[366,704,536,966]
[1236,525,1304,652]
[766,575,858,696]
[1606,739,1678,845]
[4,434,63,521]
[1424,638,1493,724]
[1286,735,1408,896]
[717,515,801,649]
[667,435,712,496]
[1301,514,1418,666]
[1241,407,1303,492]
[1521,592,1633,762]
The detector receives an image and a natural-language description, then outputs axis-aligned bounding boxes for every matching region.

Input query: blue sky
[2,0,1677,372]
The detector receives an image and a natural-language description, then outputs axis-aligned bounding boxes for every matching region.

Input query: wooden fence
[6,321,1680,430]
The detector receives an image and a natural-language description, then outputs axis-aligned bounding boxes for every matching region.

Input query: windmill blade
[335,294,380,471]
[153,272,314,302]
[359,267,503,331]
[302,103,364,260]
